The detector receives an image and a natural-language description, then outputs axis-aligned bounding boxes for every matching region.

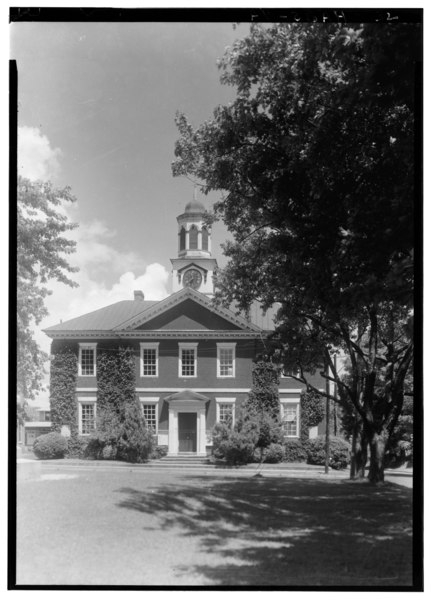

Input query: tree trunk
[350,418,367,480]
[368,430,389,484]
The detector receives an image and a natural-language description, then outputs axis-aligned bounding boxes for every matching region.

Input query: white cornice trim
[45,330,263,340]
[75,387,308,394]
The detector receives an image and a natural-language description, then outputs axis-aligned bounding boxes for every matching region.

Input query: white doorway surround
[165,390,209,456]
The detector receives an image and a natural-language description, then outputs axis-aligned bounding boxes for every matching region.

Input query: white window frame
[216,397,236,426]
[78,397,97,436]
[280,399,300,438]
[178,343,198,378]
[216,343,236,378]
[78,343,97,377]
[281,367,300,378]
[140,342,159,378]
[139,397,160,434]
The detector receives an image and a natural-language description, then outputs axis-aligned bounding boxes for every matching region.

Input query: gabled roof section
[43,299,158,333]
[165,390,210,403]
[115,287,262,332]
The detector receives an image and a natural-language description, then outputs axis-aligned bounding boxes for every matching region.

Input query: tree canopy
[17,176,78,401]
[172,23,419,482]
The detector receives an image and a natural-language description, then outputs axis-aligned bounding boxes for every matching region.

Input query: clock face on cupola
[183,268,202,290]
[170,191,218,295]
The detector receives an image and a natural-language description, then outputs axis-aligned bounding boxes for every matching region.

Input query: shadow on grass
[115,476,412,587]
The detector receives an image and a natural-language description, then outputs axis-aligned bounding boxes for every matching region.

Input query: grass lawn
[16,465,413,587]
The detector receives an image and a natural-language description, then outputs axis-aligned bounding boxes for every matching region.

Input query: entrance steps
[149,454,213,468]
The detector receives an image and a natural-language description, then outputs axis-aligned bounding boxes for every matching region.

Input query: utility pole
[324,358,330,474]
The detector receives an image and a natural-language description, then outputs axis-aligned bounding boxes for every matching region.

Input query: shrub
[86,403,155,463]
[284,439,308,463]
[211,422,232,459]
[151,445,168,459]
[264,443,285,463]
[219,431,256,465]
[66,436,89,458]
[304,435,350,470]
[33,432,68,459]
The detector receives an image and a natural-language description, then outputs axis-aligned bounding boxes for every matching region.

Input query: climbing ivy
[300,389,325,443]
[245,360,281,421]
[49,345,78,437]
[97,346,136,415]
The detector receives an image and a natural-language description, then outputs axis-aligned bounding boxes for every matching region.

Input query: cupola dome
[184,199,205,214]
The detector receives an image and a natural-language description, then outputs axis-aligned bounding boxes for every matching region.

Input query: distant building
[44,197,323,455]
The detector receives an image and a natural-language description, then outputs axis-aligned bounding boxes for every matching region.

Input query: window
[78,399,96,435]
[217,343,236,378]
[281,366,300,378]
[216,398,235,427]
[281,402,299,437]
[189,225,198,250]
[202,227,209,251]
[179,227,186,251]
[179,343,198,377]
[140,343,159,377]
[140,398,159,434]
[78,343,97,376]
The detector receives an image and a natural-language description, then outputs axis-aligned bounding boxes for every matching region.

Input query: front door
[178,412,197,452]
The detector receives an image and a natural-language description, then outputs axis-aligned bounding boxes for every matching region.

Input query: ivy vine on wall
[97,346,136,416]
[300,389,326,442]
[50,345,78,437]
[246,360,281,420]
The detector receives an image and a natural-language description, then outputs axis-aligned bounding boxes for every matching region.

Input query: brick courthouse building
[44,198,323,456]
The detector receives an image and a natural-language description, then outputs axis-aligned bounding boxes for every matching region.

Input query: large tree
[172,23,419,483]
[17,176,78,401]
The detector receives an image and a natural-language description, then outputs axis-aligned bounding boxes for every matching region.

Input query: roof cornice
[44,329,265,340]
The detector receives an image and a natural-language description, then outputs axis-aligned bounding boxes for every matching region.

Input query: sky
[11,20,252,405]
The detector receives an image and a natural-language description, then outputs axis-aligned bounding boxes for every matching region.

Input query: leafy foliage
[246,360,281,420]
[304,436,350,470]
[49,344,78,437]
[17,177,78,400]
[284,439,308,463]
[300,389,326,442]
[263,443,285,463]
[66,436,89,459]
[33,431,67,459]
[173,23,418,482]
[92,346,154,463]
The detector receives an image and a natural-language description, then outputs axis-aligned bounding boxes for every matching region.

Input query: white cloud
[18,126,62,181]
[17,128,171,407]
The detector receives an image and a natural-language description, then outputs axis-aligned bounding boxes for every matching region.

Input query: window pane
[143,348,157,376]
[81,404,95,434]
[179,227,186,251]
[202,227,209,251]
[81,349,94,376]
[189,226,198,250]
[181,349,195,376]
[282,404,298,436]
[219,348,234,376]
[142,404,157,431]
[219,403,234,426]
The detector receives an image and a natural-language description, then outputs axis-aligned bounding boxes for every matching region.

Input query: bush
[86,403,155,463]
[219,431,256,465]
[304,435,351,470]
[284,439,308,463]
[150,445,168,459]
[66,436,89,458]
[33,432,67,459]
[264,443,285,463]
[211,422,232,459]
